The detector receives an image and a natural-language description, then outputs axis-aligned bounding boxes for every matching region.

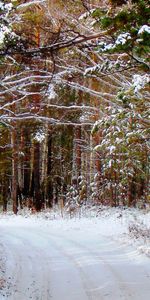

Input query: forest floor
[0,206,150,300]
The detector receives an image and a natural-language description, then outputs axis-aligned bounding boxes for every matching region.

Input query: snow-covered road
[0,214,150,300]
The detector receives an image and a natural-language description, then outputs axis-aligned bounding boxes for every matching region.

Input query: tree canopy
[0,0,149,212]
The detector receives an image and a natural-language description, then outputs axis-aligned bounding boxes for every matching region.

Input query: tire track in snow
[16,229,91,300]
[0,231,51,300]
[48,231,150,300]
[20,228,134,299]
[46,233,133,300]
[1,222,150,300]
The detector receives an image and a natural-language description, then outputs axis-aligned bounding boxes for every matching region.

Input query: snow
[138,25,150,35]
[0,1,14,48]
[47,84,57,100]
[108,145,116,154]
[115,33,131,46]
[4,3,13,11]
[84,65,99,75]
[101,42,114,52]
[5,205,149,255]
[33,130,45,142]
[0,1,4,10]
[0,25,11,46]
[79,9,95,20]
[0,207,150,299]
[132,74,150,92]
[17,0,46,9]
[100,33,131,52]
[108,159,113,167]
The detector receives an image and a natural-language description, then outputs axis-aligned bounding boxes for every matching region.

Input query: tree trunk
[74,126,82,178]
[2,175,8,212]
[46,135,53,207]
[11,127,18,214]
[33,141,42,211]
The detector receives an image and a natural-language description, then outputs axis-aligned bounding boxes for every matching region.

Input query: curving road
[0,218,150,300]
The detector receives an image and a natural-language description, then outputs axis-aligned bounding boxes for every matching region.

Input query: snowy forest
[0,0,150,214]
[0,1,150,299]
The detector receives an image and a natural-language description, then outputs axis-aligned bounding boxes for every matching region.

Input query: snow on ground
[0,206,150,299]
[6,205,149,256]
